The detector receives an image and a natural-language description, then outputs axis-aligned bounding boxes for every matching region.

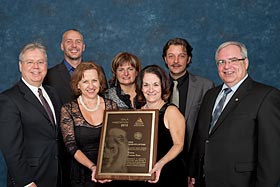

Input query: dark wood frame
[95,109,159,181]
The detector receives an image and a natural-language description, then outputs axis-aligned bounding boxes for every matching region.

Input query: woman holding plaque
[60,62,118,187]
[137,65,187,187]
[104,52,142,109]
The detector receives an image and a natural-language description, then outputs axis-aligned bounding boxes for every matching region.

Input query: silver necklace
[79,95,100,112]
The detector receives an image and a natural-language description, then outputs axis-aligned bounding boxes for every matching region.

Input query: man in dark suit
[44,29,85,104]
[43,29,85,187]
[0,42,62,187]
[44,29,107,105]
[43,29,108,186]
[188,41,280,187]
[162,38,214,176]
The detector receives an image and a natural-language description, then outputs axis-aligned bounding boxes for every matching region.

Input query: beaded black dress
[60,98,118,187]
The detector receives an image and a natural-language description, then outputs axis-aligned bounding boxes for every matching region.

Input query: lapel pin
[235,98,239,102]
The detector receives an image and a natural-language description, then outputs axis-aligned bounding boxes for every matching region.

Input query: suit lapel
[184,74,196,118]
[210,77,253,134]
[18,81,54,126]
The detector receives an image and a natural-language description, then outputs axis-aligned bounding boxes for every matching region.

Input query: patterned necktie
[209,88,232,133]
[38,88,55,125]
[171,80,179,107]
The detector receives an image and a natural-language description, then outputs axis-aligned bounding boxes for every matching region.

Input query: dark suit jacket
[0,151,7,187]
[188,76,280,187]
[184,73,214,152]
[44,61,108,105]
[0,80,62,187]
[44,61,75,104]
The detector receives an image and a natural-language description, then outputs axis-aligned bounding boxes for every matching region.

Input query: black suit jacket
[188,76,280,187]
[44,61,75,104]
[0,80,62,187]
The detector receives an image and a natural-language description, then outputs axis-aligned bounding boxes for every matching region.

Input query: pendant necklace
[79,95,100,112]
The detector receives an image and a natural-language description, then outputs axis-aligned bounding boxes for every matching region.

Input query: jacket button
[205,140,210,143]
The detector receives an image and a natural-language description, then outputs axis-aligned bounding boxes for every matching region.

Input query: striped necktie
[38,88,55,125]
[209,88,232,133]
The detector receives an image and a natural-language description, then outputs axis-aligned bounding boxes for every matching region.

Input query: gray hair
[19,42,47,61]
[215,41,248,61]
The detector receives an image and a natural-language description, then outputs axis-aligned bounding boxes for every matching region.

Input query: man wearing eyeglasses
[0,43,63,187]
[188,41,280,187]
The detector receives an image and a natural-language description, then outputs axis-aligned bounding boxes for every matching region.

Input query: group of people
[0,28,279,187]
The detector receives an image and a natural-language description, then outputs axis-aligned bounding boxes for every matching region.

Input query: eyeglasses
[21,60,47,66]
[216,58,246,66]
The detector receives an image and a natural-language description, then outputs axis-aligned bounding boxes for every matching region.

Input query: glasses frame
[216,58,246,66]
[20,60,47,66]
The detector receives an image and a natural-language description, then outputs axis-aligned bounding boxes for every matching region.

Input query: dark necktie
[209,88,232,133]
[38,88,55,125]
[70,67,75,75]
[171,80,179,107]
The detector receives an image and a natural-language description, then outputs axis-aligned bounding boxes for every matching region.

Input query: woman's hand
[91,165,112,183]
[147,161,164,183]
[188,177,195,187]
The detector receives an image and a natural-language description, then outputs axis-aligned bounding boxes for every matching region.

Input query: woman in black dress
[60,62,118,187]
[137,65,187,187]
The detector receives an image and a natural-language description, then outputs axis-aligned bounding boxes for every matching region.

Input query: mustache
[171,64,181,67]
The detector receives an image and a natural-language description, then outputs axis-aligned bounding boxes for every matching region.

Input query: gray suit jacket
[184,73,214,152]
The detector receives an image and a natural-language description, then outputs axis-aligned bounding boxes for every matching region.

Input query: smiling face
[142,73,162,104]
[60,30,85,64]
[77,69,100,99]
[216,44,249,87]
[164,45,191,79]
[116,62,138,86]
[19,48,48,87]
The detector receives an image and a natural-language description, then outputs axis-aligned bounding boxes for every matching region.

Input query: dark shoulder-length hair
[137,64,171,104]
[71,62,107,96]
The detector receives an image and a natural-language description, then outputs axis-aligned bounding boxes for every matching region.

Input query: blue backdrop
[0,0,280,184]
[0,0,280,92]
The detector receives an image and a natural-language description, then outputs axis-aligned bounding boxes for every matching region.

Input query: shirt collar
[170,71,189,85]
[21,77,43,96]
[63,59,75,74]
[222,74,248,92]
